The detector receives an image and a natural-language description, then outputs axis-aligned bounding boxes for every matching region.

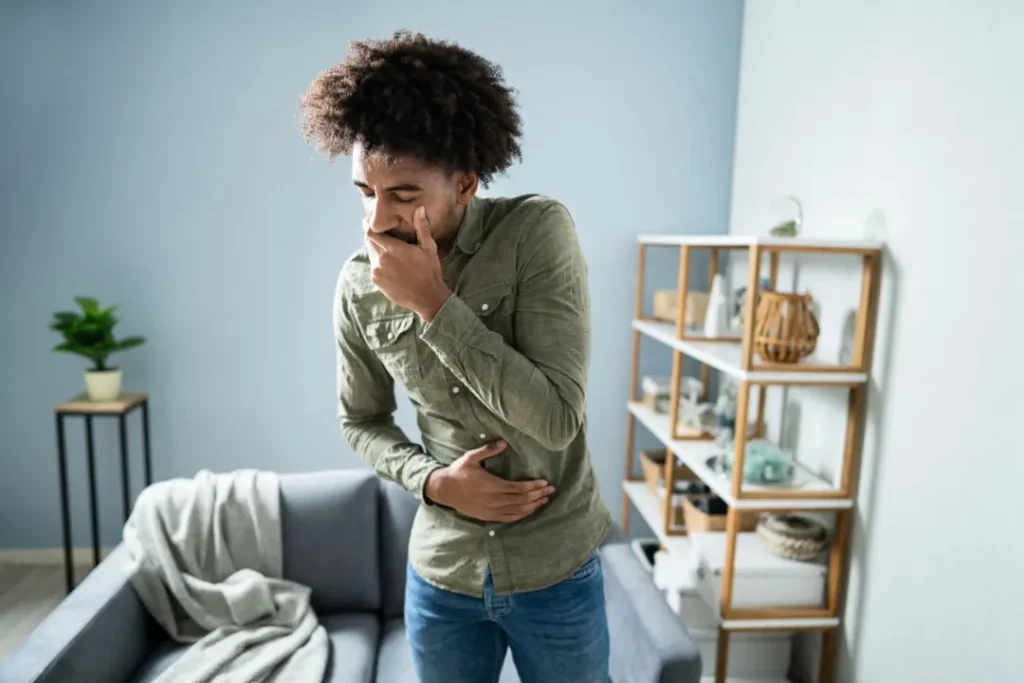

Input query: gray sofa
[0,470,701,683]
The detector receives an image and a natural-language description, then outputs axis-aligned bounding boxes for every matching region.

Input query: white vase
[85,369,122,401]
[704,274,729,338]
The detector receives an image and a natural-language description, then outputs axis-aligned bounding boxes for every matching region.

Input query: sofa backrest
[278,469,418,618]
[279,469,381,613]
[376,476,419,619]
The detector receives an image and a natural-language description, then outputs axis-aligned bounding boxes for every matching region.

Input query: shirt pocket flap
[364,314,416,350]
[462,282,512,318]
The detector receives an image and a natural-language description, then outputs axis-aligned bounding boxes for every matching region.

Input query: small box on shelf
[639,449,698,495]
[640,376,671,413]
[681,496,759,534]
[639,449,705,529]
[652,289,709,328]
[691,532,828,612]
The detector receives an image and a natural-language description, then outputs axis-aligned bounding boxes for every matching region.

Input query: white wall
[730,2,1024,681]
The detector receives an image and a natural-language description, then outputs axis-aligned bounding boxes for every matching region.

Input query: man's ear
[456,171,479,205]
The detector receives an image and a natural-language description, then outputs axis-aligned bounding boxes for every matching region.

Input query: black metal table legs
[142,401,153,490]
[55,413,73,597]
[85,416,99,569]
[55,404,152,594]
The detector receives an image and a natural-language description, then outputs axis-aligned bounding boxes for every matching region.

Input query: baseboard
[0,547,116,564]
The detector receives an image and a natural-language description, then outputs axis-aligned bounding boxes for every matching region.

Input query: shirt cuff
[419,293,481,358]
[406,459,447,506]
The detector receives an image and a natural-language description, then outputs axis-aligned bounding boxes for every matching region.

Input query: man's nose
[367,201,397,234]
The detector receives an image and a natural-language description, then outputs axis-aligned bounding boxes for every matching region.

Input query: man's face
[352,142,474,245]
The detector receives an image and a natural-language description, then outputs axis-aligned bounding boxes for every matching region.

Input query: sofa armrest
[0,545,164,683]
[601,543,703,683]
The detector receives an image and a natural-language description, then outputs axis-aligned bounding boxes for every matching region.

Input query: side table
[54,391,153,594]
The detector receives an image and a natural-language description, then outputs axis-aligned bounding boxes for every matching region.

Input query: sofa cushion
[377,477,419,619]
[129,613,380,683]
[280,469,381,613]
[375,618,521,683]
[322,613,381,683]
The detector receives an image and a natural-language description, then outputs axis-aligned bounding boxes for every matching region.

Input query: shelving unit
[622,234,882,683]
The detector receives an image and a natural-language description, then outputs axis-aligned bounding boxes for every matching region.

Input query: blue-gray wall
[0,0,742,548]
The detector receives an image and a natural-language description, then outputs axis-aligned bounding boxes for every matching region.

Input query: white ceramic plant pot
[85,369,122,401]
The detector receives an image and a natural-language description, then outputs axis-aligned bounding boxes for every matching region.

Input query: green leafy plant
[770,195,804,237]
[50,297,146,372]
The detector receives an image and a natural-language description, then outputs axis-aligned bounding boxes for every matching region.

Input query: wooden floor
[0,563,90,663]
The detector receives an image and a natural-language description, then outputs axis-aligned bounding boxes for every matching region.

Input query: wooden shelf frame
[622,236,883,683]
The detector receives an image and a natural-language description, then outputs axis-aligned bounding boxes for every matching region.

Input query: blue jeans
[404,552,610,683]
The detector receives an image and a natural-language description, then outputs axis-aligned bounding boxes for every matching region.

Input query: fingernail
[539,480,548,487]
[419,206,426,218]
[547,486,556,495]
[496,440,506,447]
[541,498,550,505]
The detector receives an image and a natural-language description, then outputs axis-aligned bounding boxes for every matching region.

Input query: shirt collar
[454,197,485,255]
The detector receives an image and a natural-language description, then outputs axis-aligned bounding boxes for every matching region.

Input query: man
[300,31,613,683]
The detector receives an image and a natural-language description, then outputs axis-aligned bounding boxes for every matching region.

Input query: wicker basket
[754,291,820,364]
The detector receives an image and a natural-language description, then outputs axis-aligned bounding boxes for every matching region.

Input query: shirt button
[451,386,460,394]
[479,433,487,439]
[387,332,394,340]
[480,303,490,311]
[488,530,496,537]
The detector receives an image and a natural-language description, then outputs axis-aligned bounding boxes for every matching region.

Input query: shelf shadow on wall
[839,213,901,683]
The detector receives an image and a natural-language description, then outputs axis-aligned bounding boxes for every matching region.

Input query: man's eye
[393,195,415,204]
[360,192,374,200]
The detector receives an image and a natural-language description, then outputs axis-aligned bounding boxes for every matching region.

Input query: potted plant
[50,296,146,401]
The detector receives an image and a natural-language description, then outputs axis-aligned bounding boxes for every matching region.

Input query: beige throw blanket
[122,469,328,683]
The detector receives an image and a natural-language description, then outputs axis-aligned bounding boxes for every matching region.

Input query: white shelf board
[701,677,792,683]
[637,233,882,251]
[628,402,853,510]
[721,617,839,630]
[633,320,868,385]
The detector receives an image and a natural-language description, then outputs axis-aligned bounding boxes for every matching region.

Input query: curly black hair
[299,30,523,185]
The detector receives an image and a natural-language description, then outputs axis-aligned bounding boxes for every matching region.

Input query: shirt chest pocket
[461,282,515,344]
[364,314,420,385]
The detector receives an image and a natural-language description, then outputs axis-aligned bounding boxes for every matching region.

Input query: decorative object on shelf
[731,278,774,333]
[641,376,672,413]
[753,291,820,364]
[679,377,716,433]
[707,439,796,486]
[681,495,760,533]
[652,290,709,328]
[703,274,730,338]
[682,376,704,402]
[756,513,830,561]
[50,296,146,401]
[768,195,803,237]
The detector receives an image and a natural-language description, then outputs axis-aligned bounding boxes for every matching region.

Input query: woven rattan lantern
[753,291,820,363]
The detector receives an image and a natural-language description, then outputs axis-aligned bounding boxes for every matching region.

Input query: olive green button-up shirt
[333,194,612,597]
